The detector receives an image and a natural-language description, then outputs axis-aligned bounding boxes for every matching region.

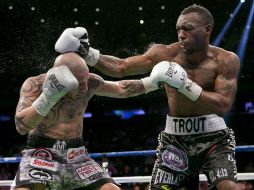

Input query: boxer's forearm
[94,55,128,78]
[95,54,151,78]
[15,107,44,135]
[117,80,147,98]
[95,79,152,98]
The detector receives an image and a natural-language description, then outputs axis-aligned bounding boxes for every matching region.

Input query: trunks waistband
[27,134,84,150]
[164,114,227,135]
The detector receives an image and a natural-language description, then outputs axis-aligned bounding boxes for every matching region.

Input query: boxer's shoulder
[21,74,45,94]
[87,73,104,90]
[145,43,178,62]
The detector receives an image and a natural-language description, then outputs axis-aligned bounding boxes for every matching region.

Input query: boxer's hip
[27,134,84,150]
[164,114,227,135]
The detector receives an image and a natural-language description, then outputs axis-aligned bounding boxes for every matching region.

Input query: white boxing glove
[55,27,100,66]
[140,77,159,93]
[143,61,202,101]
[32,65,79,116]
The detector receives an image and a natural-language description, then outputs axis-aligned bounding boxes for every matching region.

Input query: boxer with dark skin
[55,4,240,190]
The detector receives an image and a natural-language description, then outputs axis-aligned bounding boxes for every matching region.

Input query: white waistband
[164,114,227,135]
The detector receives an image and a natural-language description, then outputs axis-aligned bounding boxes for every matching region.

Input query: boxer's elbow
[216,99,233,115]
[15,117,29,135]
[15,125,28,135]
[116,65,129,78]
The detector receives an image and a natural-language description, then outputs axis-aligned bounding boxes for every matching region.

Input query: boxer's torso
[30,74,102,139]
[153,43,230,117]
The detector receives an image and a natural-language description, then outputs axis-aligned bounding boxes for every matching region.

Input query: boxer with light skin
[55,4,241,190]
[12,53,160,190]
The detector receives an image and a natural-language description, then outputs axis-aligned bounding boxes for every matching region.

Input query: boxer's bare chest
[42,93,88,126]
[43,74,102,125]
[176,58,218,91]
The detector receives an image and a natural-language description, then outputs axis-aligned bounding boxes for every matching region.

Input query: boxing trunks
[11,134,114,190]
[150,114,238,190]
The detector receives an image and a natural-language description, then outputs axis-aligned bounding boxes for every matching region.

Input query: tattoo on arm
[15,77,44,132]
[88,76,102,90]
[16,97,34,112]
[220,76,233,92]
[16,77,42,113]
[120,80,146,96]
[15,115,33,133]
[22,77,42,94]
[219,56,239,95]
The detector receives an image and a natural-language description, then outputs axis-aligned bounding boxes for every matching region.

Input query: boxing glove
[143,61,202,101]
[140,77,159,93]
[55,27,100,66]
[32,65,79,116]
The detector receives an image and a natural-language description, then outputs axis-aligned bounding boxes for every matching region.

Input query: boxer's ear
[205,24,213,33]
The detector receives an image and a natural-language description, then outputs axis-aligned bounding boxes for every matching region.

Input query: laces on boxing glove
[73,27,100,66]
[77,33,90,57]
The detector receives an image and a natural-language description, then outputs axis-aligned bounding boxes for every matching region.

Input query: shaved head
[54,53,89,73]
[53,53,89,87]
[54,53,89,83]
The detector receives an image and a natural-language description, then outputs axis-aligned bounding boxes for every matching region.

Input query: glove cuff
[141,77,159,93]
[32,93,56,116]
[84,47,100,67]
[178,78,202,101]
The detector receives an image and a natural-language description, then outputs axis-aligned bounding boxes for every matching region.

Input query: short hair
[181,4,214,26]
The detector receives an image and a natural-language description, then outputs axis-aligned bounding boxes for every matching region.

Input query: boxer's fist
[55,27,88,54]
[142,61,202,101]
[55,27,100,66]
[32,65,79,116]
[150,61,187,89]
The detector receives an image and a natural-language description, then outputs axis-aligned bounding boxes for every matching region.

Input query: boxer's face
[176,12,208,53]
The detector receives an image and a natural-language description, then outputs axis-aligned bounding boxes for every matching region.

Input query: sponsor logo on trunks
[161,184,171,190]
[67,146,87,162]
[32,148,52,159]
[28,168,53,181]
[76,163,104,180]
[173,117,206,133]
[209,168,228,182]
[88,173,103,181]
[154,168,184,185]
[49,74,65,92]
[228,154,234,162]
[30,158,58,172]
[53,140,67,150]
[162,145,188,171]
[29,179,48,185]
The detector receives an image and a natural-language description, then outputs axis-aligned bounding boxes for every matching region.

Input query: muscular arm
[196,52,240,115]
[89,74,147,98]
[94,44,169,78]
[15,77,44,135]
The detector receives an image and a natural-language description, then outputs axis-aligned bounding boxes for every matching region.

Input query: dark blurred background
[0,0,254,189]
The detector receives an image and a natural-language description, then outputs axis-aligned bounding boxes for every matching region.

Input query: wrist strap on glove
[178,78,202,101]
[141,77,159,93]
[73,27,100,66]
[32,92,56,116]
[83,47,100,67]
